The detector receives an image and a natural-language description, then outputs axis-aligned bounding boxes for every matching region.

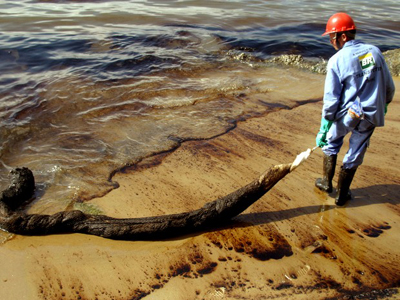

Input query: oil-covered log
[1,167,35,211]
[0,164,291,240]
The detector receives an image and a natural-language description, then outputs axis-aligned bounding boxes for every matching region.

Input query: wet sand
[1,76,400,300]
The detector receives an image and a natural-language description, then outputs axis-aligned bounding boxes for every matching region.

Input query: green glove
[385,103,388,115]
[316,117,333,148]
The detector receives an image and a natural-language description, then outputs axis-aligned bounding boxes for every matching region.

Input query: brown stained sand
[1,77,400,300]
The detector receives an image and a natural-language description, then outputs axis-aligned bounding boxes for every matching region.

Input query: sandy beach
[1,74,399,300]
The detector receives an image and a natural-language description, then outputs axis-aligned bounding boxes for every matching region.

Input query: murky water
[1,0,399,211]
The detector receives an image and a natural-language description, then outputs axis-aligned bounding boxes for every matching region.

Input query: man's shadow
[231,184,400,227]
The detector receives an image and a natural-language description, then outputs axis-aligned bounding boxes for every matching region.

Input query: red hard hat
[322,12,356,36]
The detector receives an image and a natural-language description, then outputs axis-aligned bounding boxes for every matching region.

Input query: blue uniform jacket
[323,40,395,126]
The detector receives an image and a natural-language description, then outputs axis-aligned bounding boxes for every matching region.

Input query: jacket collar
[343,39,363,48]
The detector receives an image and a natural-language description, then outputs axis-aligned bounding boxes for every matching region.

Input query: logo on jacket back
[359,53,375,70]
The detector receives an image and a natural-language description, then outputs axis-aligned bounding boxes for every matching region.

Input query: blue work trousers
[323,113,375,169]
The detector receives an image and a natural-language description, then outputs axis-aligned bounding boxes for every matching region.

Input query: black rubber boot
[335,167,357,206]
[315,154,337,193]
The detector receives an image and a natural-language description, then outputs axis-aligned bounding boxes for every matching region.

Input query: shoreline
[1,76,399,300]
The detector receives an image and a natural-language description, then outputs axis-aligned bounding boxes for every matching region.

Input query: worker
[315,12,395,206]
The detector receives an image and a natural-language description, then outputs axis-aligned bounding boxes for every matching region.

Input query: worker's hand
[316,132,328,147]
[385,103,388,115]
[316,117,333,148]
